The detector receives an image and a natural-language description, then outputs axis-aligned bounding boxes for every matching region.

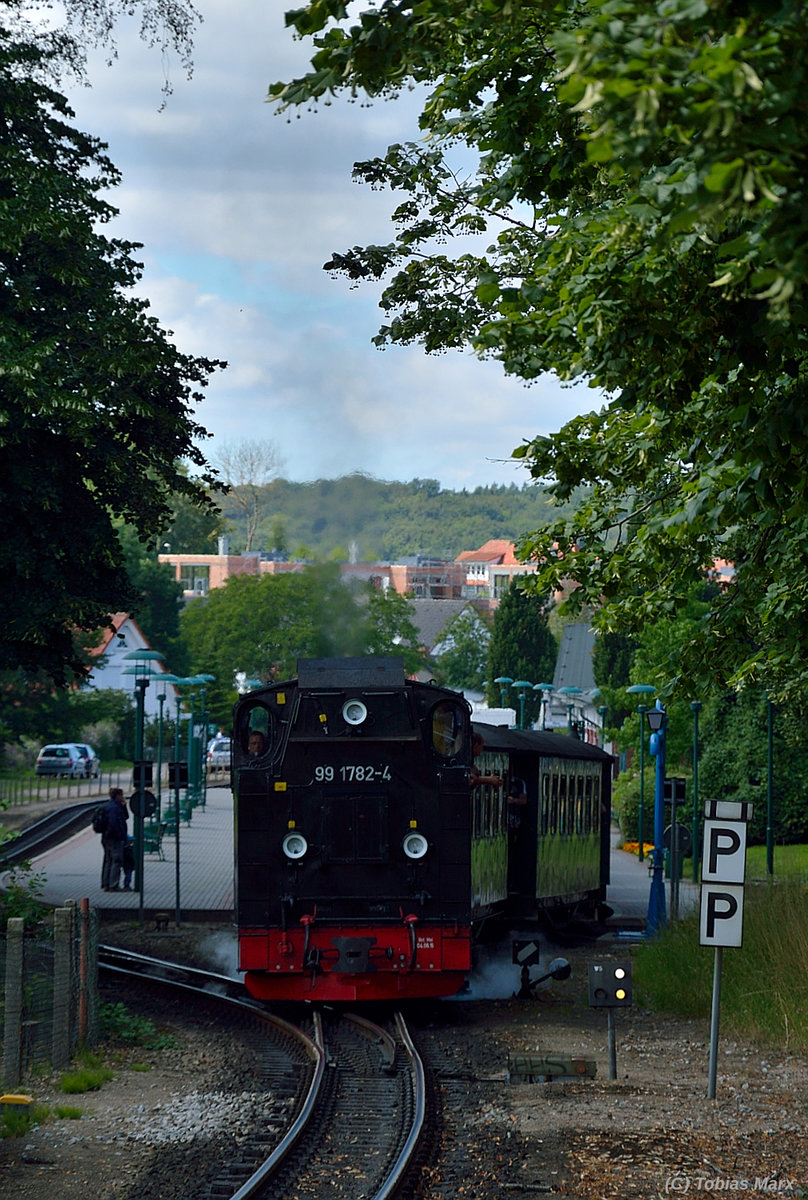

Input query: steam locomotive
[233,657,611,1003]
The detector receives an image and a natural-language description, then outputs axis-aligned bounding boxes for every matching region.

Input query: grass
[99,1000,177,1050]
[746,842,808,878]
[635,874,808,1049]
[53,1104,84,1119]
[60,1049,114,1094]
[0,1102,50,1138]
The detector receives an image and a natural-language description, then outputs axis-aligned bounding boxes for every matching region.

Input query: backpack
[92,805,109,834]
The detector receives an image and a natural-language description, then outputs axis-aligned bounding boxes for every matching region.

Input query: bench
[143,821,167,860]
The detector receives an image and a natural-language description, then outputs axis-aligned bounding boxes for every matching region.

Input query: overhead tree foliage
[272,0,808,703]
[0,18,222,683]
[11,0,201,93]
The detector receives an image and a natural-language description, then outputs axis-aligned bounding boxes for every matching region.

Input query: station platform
[30,784,235,922]
[21,789,698,929]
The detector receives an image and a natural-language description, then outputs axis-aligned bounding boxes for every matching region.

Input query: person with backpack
[100,786,128,891]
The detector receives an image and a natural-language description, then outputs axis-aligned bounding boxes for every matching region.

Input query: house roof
[412,598,471,653]
[88,613,153,660]
[456,539,520,565]
[552,621,597,693]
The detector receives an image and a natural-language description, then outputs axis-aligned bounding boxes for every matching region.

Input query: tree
[0,23,222,684]
[272,1,808,703]
[213,438,283,553]
[180,565,369,722]
[117,525,189,675]
[486,582,557,727]
[432,606,491,692]
[361,586,424,674]
[161,483,228,555]
[11,1,200,95]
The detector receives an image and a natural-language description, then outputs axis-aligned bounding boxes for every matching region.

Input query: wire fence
[1,764,231,811]
[2,901,100,1089]
[0,770,133,809]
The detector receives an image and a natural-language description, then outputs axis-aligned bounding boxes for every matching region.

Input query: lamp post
[558,686,583,735]
[513,680,534,730]
[533,683,555,731]
[494,676,514,711]
[627,684,656,862]
[767,696,774,877]
[122,649,165,920]
[166,675,206,926]
[645,702,667,935]
[691,700,702,882]
[598,705,608,749]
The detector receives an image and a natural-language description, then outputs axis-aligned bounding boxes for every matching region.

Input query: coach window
[550,772,559,835]
[540,774,550,836]
[431,702,465,759]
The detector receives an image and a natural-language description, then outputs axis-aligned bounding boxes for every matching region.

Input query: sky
[59,0,597,491]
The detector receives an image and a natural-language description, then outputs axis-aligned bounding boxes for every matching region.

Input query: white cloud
[58,0,596,489]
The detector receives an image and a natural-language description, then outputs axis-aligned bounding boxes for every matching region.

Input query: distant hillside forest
[217,475,562,562]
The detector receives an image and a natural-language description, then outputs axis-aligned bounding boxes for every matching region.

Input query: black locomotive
[233,657,611,1002]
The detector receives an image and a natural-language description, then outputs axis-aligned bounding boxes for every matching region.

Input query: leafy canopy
[272,0,808,703]
[0,19,222,683]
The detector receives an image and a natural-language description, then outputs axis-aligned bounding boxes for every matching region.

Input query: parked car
[35,744,86,778]
[206,737,232,770]
[73,743,100,778]
[35,742,100,778]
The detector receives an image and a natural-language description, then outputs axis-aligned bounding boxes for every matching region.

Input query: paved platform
[25,790,698,930]
[31,784,235,921]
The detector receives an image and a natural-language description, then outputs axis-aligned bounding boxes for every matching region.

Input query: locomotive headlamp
[342,698,368,726]
[402,830,429,859]
[282,831,308,860]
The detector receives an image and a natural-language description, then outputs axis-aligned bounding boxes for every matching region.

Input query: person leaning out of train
[470,732,502,788]
[507,775,527,831]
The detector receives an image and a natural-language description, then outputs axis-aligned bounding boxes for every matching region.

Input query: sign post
[699,800,752,1098]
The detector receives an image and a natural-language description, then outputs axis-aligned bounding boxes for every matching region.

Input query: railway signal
[588,962,632,1080]
[588,962,632,1007]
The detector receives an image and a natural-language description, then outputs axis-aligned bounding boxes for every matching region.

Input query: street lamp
[691,700,702,882]
[627,684,656,862]
[598,705,608,749]
[513,680,534,730]
[533,683,555,731]
[645,702,667,935]
[558,686,583,735]
[494,676,513,710]
[122,650,165,918]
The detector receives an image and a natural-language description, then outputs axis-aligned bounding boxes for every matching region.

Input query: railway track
[99,948,428,1200]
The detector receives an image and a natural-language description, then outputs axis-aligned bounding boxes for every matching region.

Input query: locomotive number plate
[314,764,392,782]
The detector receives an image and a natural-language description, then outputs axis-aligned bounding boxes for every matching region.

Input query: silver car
[35,744,86,778]
[206,738,232,769]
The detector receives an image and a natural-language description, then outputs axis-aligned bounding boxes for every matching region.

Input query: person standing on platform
[101,786,128,891]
